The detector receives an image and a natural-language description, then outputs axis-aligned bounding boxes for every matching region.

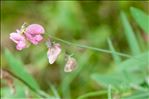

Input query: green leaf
[91,71,145,89]
[122,91,149,99]
[4,49,40,92]
[91,52,148,91]
[91,73,127,88]
[121,12,141,55]
[117,51,149,72]
[131,7,149,34]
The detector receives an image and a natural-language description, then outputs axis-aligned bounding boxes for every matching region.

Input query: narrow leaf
[121,12,141,55]
[122,91,149,99]
[131,7,149,34]
[77,91,107,99]
[49,84,60,99]
[4,49,40,92]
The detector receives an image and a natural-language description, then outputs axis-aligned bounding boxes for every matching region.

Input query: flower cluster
[10,23,44,50]
[10,23,77,72]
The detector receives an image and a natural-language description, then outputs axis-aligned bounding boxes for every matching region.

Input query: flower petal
[9,30,28,50]
[24,24,45,45]
[10,33,24,43]
[25,24,45,35]
[16,41,26,50]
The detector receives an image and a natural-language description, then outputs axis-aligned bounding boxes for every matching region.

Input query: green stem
[77,90,107,99]
[108,85,112,99]
[49,35,132,58]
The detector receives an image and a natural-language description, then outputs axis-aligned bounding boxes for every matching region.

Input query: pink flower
[64,56,77,72]
[47,43,61,64]
[10,30,27,50]
[25,24,45,45]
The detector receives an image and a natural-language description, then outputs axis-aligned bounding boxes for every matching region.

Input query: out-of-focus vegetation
[1,1,149,99]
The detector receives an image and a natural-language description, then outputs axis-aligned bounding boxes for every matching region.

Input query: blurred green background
[1,1,149,99]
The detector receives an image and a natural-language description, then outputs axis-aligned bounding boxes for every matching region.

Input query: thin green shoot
[108,85,112,99]
[77,90,107,99]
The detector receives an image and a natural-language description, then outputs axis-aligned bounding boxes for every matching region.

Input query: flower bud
[64,56,77,72]
[47,43,61,64]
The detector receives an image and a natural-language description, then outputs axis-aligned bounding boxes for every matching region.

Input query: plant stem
[108,85,112,99]
[49,35,132,58]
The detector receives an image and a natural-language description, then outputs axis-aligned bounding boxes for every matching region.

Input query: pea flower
[25,24,45,45]
[10,29,27,50]
[47,43,61,64]
[64,56,77,72]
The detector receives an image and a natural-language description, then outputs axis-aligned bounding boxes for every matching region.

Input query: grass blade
[77,90,107,99]
[108,85,112,99]
[130,7,149,34]
[4,49,40,92]
[49,83,60,99]
[122,91,149,99]
[121,12,141,55]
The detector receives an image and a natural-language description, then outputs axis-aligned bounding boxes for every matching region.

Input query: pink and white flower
[64,56,77,72]
[24,24,45,45]
[47,43,61,64]
[10,30,27,50]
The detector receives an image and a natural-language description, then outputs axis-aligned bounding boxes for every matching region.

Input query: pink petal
[9,30,27,50]
[16,41,26,50]
[34,35,43,42]
[24,24,44,45]
[25,24,45,35]
[10,33,25,43]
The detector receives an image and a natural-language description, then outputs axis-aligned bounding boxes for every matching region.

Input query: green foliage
[131,7,149,34]
[77,90,107,99]
[61,51,92,99]
[91,7,148,99]
[49,83,60,99]
[108,85,112,99]
[122,91,149,99]
[92,70,145,89]
[1,85,26,98]
[117,51,149,72]
[121,12,141,55]
[4,49,40,92]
